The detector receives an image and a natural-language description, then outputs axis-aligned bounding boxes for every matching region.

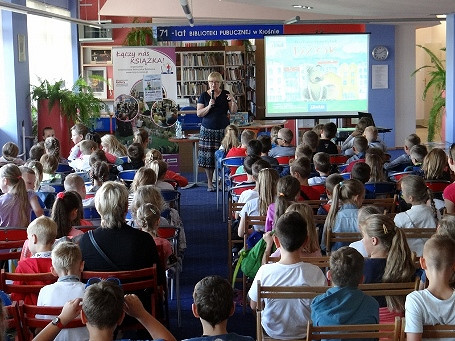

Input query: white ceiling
[99,0,455,25]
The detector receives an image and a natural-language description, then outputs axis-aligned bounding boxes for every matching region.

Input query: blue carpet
[167,174,256,340]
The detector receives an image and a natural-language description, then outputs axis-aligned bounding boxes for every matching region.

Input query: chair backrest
[81,266,159,317]
[266,256,330,270]
[73,225,99,233]
[306,317,401,341]
[329,154,349,165]
[310,184,326,196]
[244,214,266,240]
[340,172,351,179]
[358,279,419,297]
[221,156,246,177]
[305,200,328,215]
[230,184,256,199]
[83,206,101,220]
[389,171,413,182]
[401,227,437,239]
[275,156,293,166]
[5,301,24,341]
[425,180,451,194]
[400,317,455,340]
[326,230,362,255]
[118,170,137,181]
[0,240,24,262]
[364,182,397,198]
[161,189,181,212]
[256,280,328,340]
[56,163,73,174]
[363,195,397,213]
[230,173,248,185]
[19,301,85,339]
[0,270,57,296]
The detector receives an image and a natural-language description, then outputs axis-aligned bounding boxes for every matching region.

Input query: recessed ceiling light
[292,5,313,9]
[293,5,303,8]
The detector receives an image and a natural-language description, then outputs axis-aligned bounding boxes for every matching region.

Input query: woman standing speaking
[197,72,237,191]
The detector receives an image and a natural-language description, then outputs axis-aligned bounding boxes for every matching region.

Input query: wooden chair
[401,227,437,239]
[5,301,24,341]
[81,266,161,319]
[238,214,266,313]
[19,302,85,340]
[358,279,419,296]
[266,256,330,272]
[304,200,328,215]
[325,230,362,256]
[0,270,57,304]
[0,240,25,272]
[228,201,245,283]
[306,317,401,341]
[256,280,329,340]
[400,317,455,339]
[363,195,397,213]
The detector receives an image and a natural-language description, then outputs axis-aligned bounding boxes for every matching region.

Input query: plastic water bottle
[175,120,183,138]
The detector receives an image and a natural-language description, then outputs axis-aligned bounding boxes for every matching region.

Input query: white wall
[394,24,417,147]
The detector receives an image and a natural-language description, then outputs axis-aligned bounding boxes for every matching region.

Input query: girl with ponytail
[394,174,437,256]
[0,163,43,227]
[321,178,365,252]
[264,175,301,232]
[361,214,416,323]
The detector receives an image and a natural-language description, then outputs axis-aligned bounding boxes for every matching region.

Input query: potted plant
[31,77,105,155]
[412,45,446,142]
[123,19,155,46]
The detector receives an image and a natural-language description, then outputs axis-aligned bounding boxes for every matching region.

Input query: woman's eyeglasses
[85,277,121,289]
[208,81,220,84]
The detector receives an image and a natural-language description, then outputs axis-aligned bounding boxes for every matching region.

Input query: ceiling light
[293,5,303,8]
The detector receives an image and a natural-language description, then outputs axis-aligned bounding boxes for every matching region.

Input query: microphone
[211,90,215,100]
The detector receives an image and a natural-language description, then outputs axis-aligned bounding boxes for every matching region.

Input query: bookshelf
[176,46,250,112]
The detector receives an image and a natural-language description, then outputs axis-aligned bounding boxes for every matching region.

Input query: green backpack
[231,238,276,287]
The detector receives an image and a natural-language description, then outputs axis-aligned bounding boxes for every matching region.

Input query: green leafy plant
[123,19,154,46]
[31,78,105,127]
[411,45,446,142]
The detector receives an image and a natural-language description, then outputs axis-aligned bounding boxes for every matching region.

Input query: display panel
[265,34,369,118]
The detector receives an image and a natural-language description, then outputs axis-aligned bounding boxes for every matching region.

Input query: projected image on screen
[265,34,369,118]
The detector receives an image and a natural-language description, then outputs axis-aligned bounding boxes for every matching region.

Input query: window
[27,0,73,88]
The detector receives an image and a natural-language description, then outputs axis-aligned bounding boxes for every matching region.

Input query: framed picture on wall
[85,67,107,99]
[90,49,112,63]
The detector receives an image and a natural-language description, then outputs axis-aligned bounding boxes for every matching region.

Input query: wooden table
[168,137,201,189]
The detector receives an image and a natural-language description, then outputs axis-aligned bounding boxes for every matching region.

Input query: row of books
[181,53,224,66]
[225,67,245,81]
[225,52,244,66]
[181,67,223,81]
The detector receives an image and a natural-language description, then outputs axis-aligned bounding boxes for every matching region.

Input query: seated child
[29,143,46,162]
[235,140,262,174]
[144,149,188,188]
[68,140,98,172]
[87,161,109,195]
[258,135,279,167]
[364,126,387,152]
[12,216,57,305]
[150,160,175,190]
[133,128,151,155]
[289,157,321,200]
[44,137,68,165]
[120,143,145,171]
[422,147,450,181]
[384,133,420,171]
[226,129,255,158]
[309,152,331,186]
[42,126,55,140]
[40,154,62,184]
[188,275,254,341]
[270,125,281,148]
[268,128,295,157]
[249,211,326,340]
[234,155,261,186]
[64,174,93,207]
[0,142,24,166]
[301,130,319,155]
[341,116,374,156]
[345,136,369,173]
[135,203,173,269]
[68,124,89,161]
[317,173,345,215]
[404,144,427,176]
[311,246,379,326]
[405,236,455,340]
[349,205,383,257]
[316,122,339,155]
[237,159,270,206]
[37,241,89,341]
[33,281,175,341]
[101,134,128,157]
[86,132,123,166]
[351,162,371,184]
[366,152,387,182]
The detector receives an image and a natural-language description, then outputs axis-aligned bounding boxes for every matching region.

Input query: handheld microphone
[211,90,215,100]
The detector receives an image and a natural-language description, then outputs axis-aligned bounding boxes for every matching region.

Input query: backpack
[231,237,276,287]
